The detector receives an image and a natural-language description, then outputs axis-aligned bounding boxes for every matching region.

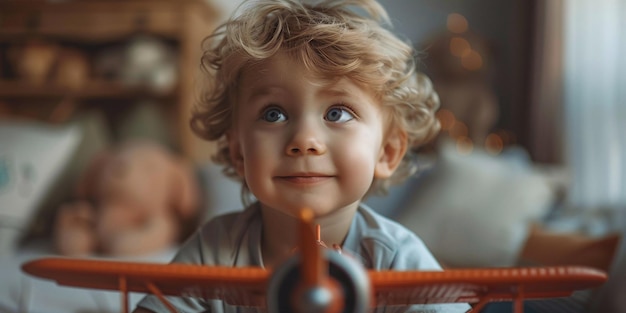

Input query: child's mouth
[276,174,333,184]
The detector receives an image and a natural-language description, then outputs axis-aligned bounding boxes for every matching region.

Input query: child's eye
[261,107,287,123]
[325,107,355,123]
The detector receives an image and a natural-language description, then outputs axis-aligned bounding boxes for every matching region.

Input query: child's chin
[275,205,334,218]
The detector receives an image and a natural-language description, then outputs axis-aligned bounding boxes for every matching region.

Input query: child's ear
[227,131,245,177]
[374,128,408,179]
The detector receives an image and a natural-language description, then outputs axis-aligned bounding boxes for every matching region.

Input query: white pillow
[0,119,81,253]
[396,143,556,267]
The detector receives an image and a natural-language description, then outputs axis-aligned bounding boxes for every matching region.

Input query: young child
[135,0,470,312]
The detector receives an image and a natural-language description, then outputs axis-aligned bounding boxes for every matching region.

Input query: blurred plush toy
[7,40,90,90]
[53,141,200,256]
[50,47,91,90]
[7,39,61,85]
[93,35,177,93]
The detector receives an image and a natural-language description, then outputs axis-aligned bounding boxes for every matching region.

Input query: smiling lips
[276,173,333,184]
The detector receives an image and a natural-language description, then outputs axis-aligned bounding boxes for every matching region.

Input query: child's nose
[286,122,327,156]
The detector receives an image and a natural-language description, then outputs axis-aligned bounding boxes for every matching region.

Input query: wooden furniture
[0,0,218,162]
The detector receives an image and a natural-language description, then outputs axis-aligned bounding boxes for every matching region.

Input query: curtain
[563,0,626,210]
[528,0,565,164]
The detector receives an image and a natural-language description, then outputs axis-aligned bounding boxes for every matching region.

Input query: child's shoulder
[174,204,262,266]
[348,205,441,271]
[355,204,424,245]
[352,206,427,250]
[197,204,261,239]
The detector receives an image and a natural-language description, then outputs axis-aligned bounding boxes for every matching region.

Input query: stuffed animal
[7,40,91,88]
[93,35,177,93]
[7,39,61,86]
[50,47,91,90]
[53,141,200,256]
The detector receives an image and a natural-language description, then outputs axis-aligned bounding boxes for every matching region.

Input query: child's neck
[260,202,360,268]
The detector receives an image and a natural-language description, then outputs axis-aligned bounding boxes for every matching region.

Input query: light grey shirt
[136,203,470,313]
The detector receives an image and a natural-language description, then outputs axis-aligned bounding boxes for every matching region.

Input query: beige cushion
[396,142,556,267]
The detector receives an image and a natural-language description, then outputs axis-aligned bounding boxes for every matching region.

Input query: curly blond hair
[191,0,440,198]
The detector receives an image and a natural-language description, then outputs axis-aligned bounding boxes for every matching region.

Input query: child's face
[229,53,401,217]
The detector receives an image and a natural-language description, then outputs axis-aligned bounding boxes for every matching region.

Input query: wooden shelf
[0,1,197,43]
[0,0,218,162]
[0,80,177,100]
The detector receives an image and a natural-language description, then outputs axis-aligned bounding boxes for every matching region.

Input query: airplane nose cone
[293,283,343,313]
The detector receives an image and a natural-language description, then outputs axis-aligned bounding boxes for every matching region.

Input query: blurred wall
[374,0,532,153]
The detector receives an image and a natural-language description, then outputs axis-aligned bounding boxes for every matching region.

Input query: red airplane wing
[369,266,607,311]
[22,258,269,308]
[22,208,609,313]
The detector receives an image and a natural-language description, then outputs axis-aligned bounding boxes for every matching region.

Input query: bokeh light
[449,121,468,139]
[436,109,456,131]
[461,50,483,70]
[495,129,516,145]
[449,37,471,57]
[485,133,504,155]
[447,13,469,34]
[456,136,474,154]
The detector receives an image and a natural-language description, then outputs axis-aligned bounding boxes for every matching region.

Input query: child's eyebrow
[318,83,372,102]
[316,78,367,99]
[318,88,350,98]
[246,86,283,100]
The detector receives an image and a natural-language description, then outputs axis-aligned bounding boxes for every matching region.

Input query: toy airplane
[22,209,607,313]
